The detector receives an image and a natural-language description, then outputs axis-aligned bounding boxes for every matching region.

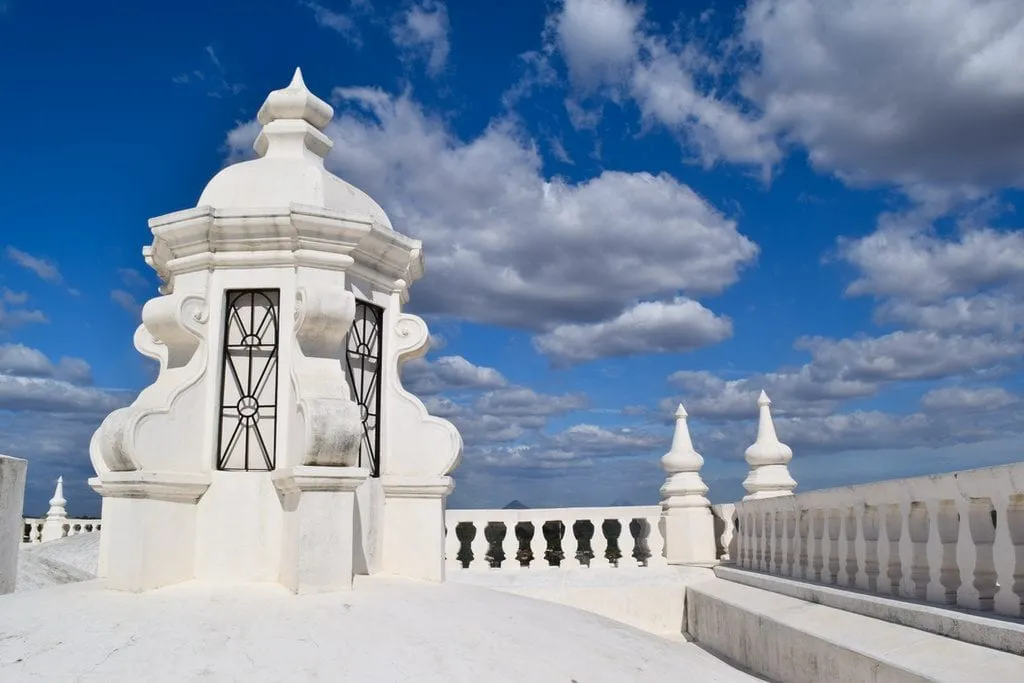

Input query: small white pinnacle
[289,67,306,89]
[758,389,771,406]
[675,403,687,419]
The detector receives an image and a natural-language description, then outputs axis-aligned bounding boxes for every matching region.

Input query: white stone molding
[87,68,464,592]
[291,282,363,467]
[40,476,69,543]
[272,466,370,592]
[0,455,27,594]
[660,405,716,564]
[383,311,463,478]
[742,391,797,500]
[89,292,210,475]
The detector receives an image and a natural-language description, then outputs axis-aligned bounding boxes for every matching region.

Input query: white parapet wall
[1,455,28,594]
[729,462,1024,618]
[445,506,666,570]
[22,518,102,544]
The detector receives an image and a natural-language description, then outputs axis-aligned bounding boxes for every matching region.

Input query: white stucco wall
[0,455,28,594]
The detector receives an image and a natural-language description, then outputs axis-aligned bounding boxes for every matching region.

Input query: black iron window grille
[216,289,280,472]
[345,300,384,476]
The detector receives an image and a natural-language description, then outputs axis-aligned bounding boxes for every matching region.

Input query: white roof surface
[2,571,757,681]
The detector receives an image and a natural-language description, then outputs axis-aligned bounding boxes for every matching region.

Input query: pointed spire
[41,475,68,542]
[660,403,708,505]
[660,403,715,563]
[49,476,65,509]
[253,67,334,159]
[662,404,701,473]
[754,390,781,446]
[743,391,796,499]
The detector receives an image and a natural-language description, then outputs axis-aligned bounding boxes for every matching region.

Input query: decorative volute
[660,404,709,508]
[742,391,796,499]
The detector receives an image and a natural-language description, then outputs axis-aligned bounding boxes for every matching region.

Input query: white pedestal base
[273,466,369,594]
[662,505,716,565]
[381,476,453,582]
[90,471,211,592]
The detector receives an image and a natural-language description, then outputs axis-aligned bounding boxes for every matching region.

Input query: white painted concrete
[87,68,461,592]
[0,577,759,682]
[660,404,717,564]
[743,391,796,500]
[450,564,712,636]
[686,576,1024,683]
[0,455,27,594]
[733,461,1024,618]
[715,565,1024,656]
[16,533,98,592]
[40,476,67,543]
[446,505,666,570]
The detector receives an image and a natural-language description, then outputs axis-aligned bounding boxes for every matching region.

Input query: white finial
[742,391,796,500]
[659,404,716,564]
[49,476,66,510]
[253,67,335,159]
[41,476,68,542]
[660,404,708,504]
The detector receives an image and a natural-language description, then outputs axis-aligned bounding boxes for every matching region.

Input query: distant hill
[502,500,529,509]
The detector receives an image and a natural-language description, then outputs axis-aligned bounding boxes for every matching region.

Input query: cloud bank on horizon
[3,0,1024,514]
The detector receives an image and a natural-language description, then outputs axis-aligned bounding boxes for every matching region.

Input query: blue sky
[4,0,1024,516]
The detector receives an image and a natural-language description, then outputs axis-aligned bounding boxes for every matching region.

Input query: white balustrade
[22,518,101,544]
[445,506,667,571]
[732,463,1024,618]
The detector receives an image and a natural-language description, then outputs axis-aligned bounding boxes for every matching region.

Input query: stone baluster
[862,505,880,592]
[618,516,639,567]
[1007,494,1024,617]
[884,503,904,596]
[660,405,715,564]
[773,511,784,575]
[936,500,961,605]
[561,518,585,565]
[30,524,40,544]
[811,509,825,582]
[908,501,931,600]
[444,520,461,569]
[592,519,615,568]
[992,493,1016,616]
[470,520,490,570]
[530,520,550,568]
[843,506,859,587]
[739,513,750,567]
[646,516,667,567]
[785,510,797,576]
[797,509,809,579]
[754,512,765,571]
[501,520,520,570]
[827,508,842,585]
[968,497,998,611]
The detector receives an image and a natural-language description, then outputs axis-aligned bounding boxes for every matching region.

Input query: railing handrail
[446,505,660,521]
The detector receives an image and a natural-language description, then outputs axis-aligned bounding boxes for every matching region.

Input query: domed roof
[197,68,393,230]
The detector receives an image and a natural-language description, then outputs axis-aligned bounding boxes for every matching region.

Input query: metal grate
[345,300,384,476]
[216,289,281,471]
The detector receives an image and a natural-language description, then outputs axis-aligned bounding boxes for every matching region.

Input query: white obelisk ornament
[660,404,716,563]
[742,391,796,500]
